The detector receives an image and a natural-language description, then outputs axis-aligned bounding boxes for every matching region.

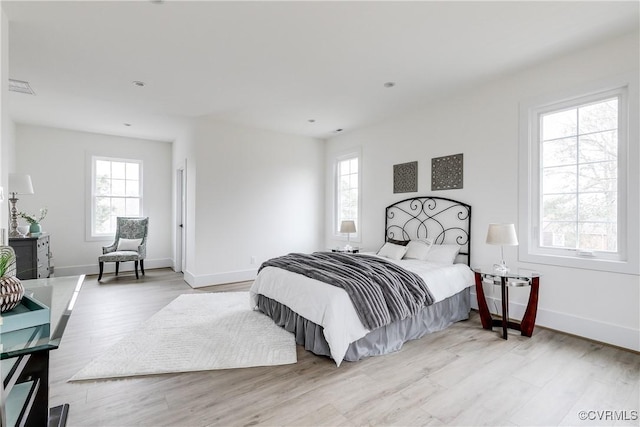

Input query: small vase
[29,222,41,235]
[0,276,24,313]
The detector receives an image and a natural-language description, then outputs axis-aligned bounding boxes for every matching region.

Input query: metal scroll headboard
[385,196,472,266]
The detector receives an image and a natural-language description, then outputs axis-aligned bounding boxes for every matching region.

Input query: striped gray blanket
[259,252,434,330]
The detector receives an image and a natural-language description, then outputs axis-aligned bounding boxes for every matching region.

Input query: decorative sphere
[0,276,25,313]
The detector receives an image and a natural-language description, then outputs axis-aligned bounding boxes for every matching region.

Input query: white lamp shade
[9,174,34,195]
[340,220,356,234]
[486,223,518,246]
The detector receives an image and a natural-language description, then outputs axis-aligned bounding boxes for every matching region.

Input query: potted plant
[0,247,24,313]
[19,207,47,235]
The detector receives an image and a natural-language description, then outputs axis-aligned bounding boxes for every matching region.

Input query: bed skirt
[256,287,470,363]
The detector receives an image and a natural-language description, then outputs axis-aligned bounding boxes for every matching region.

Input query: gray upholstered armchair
[98,217,149,281]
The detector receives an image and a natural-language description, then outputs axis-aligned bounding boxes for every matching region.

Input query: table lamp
[9,174,34,238]
[486,223,518,272]
[340,220,356,251]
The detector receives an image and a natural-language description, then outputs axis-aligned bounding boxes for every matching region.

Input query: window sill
[520,251,639,276]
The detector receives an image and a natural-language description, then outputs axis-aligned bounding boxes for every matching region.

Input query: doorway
[175,165,186,273]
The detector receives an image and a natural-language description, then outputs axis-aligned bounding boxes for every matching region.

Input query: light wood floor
[49,269,639,426]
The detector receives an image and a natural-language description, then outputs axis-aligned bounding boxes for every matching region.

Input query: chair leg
[98,262,104,281]
[115,262,120,276]
[134,260,139,279]
[140,260,145,276]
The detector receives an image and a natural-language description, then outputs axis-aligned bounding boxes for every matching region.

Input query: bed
[250,196,473,366]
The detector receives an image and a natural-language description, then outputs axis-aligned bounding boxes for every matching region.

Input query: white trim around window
[518,73,639,275]
[86,154,144,241]
[333,148,362,242]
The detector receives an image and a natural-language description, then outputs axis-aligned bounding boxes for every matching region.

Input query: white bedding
[249,256,474,366]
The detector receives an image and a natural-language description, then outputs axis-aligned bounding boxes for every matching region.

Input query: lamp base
[493,261,510,273]
[9,196,21,239]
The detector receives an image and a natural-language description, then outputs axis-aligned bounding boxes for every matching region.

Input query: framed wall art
[431,153,463,190]
[393,161,418,193]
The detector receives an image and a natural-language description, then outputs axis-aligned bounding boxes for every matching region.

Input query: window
[540,96,619,253]
[335,152,360,238]
[90,156,142,237]
[519,80,638,274]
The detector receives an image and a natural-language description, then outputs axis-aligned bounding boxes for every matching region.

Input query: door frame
[175,163,187,273]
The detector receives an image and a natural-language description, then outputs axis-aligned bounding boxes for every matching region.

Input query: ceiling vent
[9,79,35,95]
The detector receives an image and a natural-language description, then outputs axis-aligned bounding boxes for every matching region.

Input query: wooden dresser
[9,234,51,279]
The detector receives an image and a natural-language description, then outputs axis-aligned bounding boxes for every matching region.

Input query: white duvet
[249,256,474,366]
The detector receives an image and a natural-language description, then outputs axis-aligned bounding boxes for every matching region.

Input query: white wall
[170,120,196,274]
[14,124,173,276]
[11,110,324,288]
[0,10,14,240]
[184,118,324,287]
[325,32,640,351]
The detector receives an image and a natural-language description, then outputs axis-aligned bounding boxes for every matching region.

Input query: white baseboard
[54,258,173,277]
[471,290,639,352]
[183,268,258,288]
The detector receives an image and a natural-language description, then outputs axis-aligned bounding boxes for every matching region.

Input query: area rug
[69,292,296,381]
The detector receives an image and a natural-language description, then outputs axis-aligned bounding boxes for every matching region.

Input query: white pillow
[117,238,143,251]
[424,244,460,264]
[403,239,433,261]
[377,242,408,260]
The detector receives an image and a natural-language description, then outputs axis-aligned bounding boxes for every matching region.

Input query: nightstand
[331,248,360,254]
[473,267,540,339]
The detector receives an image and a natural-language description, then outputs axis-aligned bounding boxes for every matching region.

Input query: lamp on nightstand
[8,174,34,238]
[340,220,356,251]
[486,223,518,273]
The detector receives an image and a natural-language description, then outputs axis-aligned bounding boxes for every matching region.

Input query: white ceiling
[3,1,639,142]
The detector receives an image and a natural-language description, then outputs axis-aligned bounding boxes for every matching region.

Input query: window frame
[333,149,361,242]
[86,155,144,241]
[518,76,639,275]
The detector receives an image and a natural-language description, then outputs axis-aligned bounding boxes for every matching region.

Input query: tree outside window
[93,157,142,236]
[336,154,359,236]
[540,97,618,253]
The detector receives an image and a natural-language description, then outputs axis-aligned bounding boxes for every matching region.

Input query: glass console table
[1,275,85,427]
[473,267,540,339]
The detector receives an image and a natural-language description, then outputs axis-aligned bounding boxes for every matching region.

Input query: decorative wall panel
[393,161,418,193]
[431,153,463,190]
